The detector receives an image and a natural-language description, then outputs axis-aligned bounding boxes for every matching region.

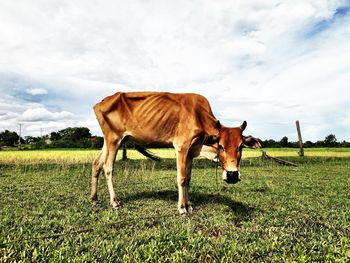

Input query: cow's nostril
[224,171,240,184]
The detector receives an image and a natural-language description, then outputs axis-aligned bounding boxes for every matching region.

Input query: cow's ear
[243,135,262,149]
[240,121,247,131]
[204,135,219,146]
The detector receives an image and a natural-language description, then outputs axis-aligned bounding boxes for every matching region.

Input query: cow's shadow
[123,189,256,222]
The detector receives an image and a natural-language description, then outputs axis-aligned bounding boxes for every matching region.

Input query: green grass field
[0,148,349,262]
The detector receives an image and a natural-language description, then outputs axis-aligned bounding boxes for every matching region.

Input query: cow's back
[94,92,218,145]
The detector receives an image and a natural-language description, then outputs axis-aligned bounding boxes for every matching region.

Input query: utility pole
[18,123,23,146]
[296,120,304,157]
[41,128,43,138]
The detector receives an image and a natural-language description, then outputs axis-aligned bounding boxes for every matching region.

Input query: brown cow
[91,91,261,215]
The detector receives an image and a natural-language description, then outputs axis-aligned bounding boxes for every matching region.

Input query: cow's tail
[134,145,161,162]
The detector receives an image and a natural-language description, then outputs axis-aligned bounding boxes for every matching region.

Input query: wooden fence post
[296,120,304,157]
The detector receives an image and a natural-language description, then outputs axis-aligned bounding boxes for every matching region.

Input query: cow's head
[205,121,262,184]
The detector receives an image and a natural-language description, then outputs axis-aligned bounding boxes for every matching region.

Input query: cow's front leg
[176,149,192,216]
[104,141,120,209]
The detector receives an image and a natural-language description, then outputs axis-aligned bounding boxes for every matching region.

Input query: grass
[0,148,349,262]
[0,148,175,164]
[1,147,350,164]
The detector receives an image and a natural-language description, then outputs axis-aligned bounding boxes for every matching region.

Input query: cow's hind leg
[184,156,193,214]
[91,144,106,206]
[104,138,121,209]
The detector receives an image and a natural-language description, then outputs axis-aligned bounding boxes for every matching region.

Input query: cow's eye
[218,144,225,152]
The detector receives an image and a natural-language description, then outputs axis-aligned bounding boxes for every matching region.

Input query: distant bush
[32,140,47,149]
[91,136,104,149]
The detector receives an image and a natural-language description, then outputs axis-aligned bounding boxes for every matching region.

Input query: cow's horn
[240,121,247,131]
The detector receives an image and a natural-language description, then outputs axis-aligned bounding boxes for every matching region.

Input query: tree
[315,140,325,147]
[24,136,41,144]
[91,136,104,149]
[57,127,91,141]
[324,134,337,147]
[75,127,91,140]
[304,141,315,148]
[45,127,93,148]
[0,130,20,146]
[33,139,47,149]
[339,140,350,147]
[50,131,61,141]
[263,139,279,148]
[280,136,289,147]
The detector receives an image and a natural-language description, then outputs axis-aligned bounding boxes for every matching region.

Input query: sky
[1,0,350,142]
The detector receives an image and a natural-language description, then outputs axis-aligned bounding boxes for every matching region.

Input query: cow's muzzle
[224,171,241,184]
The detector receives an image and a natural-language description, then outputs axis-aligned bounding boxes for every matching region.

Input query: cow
[91,91,261,216]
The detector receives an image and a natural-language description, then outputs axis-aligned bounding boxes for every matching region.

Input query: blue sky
[1,0,350,142]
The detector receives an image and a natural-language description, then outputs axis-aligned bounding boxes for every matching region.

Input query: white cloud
[25,88,48,95]
[0,0,349,141]
[0,111,19,121]
[25,121,74,136]
[20,108,75,122]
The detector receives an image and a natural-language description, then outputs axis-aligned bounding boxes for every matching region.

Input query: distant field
[0,148,349,261]
[1,147,350,164]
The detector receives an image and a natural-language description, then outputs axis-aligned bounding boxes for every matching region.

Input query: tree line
[0,127,103,149]
[263,134,350,148]
[1,127,349,149]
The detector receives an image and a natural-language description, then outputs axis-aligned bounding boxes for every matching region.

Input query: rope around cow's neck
[215,142,221,194]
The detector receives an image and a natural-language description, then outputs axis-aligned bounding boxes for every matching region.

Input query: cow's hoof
[92,200,102,207]
[112,206,121,211]
[178,208,188,216]
[112,201,121,210]
[187,204,193,214]
[178,208,193,217]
